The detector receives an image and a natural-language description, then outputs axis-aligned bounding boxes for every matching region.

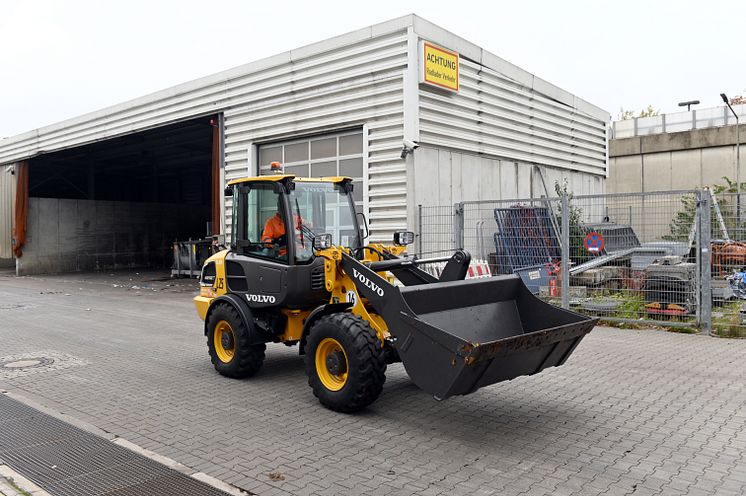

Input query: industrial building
[0,14,609,275]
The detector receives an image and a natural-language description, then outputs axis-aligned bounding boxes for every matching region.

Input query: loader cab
[227,175,362,261]
[223,175,363,308]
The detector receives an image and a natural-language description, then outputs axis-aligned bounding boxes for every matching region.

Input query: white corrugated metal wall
[0,20,412,244]
[0,165,16,261]
[410,17,608,209]
[0,15,609,248]
[221,29,409,242]
[417,57,607,175]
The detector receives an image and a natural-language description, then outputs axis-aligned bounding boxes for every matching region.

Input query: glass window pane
[339,133,363,155]
[259,146,282,166]
[311,138,336,159]
[285,164,309,177]
[289,182,360,262]
[340,158,363,178]
[243,186,287,262]
[311,161,337,177]
[284,142,308,163]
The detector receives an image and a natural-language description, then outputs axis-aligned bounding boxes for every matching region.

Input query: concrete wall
[18,198,209,275]
[609,123,745,193]
[0,165,15,266]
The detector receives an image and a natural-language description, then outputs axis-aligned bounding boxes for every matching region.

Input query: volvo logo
[352,268,385,297]
[246,294,276,304]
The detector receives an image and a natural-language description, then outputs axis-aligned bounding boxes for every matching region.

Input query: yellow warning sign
[422,42,459,92]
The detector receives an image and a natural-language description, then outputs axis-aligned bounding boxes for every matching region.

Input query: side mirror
[313,233,333,251]
[356,212,369,240]
[224,186,233,197]
[393,230,415,246]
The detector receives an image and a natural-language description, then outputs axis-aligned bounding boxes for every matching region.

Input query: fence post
[417,204,423,257]
[561,194,570,309]
[453,202,464,250]
[698,189,712,335]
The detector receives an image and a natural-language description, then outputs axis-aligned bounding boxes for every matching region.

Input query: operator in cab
[261,196,312,259]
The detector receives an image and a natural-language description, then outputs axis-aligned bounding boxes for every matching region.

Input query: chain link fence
[417,189,746,336]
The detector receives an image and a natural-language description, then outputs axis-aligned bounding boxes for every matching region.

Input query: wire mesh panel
[418,190,708,330]
[417,205,456,257]
[568,191,698,329]
[414,190,746,335]
[708,190,746,337]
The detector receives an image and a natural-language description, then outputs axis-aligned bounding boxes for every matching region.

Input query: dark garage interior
[22,116,218,274]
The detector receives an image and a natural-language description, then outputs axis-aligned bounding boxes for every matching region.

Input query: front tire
[305,313,386,412]
[206,304,265,378]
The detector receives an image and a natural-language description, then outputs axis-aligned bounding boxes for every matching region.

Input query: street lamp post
[721,93,741,238]
[678,100,700,111]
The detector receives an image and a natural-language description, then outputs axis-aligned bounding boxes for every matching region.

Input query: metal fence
[611,103,746,139]
[417,189,746,337]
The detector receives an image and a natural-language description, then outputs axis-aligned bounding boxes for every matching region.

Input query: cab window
[238,185,288,262]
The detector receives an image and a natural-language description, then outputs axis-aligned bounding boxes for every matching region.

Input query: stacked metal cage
[492,206,561,275]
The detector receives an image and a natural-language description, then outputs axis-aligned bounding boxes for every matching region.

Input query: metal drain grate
[0,395,231,496]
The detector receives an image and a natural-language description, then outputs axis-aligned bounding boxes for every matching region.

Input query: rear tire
[305,313,386,412]
[206,303,265,378]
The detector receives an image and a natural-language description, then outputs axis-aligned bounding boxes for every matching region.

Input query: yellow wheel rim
[214,320,235,363]
[315,338,348,391]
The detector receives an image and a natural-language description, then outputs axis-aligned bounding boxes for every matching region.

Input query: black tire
[206,303,265,378]
[304,313,386,412]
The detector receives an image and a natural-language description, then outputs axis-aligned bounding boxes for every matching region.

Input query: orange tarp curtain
[12,161,28,258]
[211,117,221,235]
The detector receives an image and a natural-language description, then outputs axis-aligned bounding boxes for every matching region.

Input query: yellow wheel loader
[194,175,597,412]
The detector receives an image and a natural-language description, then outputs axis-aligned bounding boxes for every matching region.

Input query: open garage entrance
[18,115,220,275]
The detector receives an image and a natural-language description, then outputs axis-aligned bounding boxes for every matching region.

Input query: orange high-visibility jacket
[261,213,285,243]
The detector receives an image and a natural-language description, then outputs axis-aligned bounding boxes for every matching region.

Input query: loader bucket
[340,254,597,400]
[393,276,597,399]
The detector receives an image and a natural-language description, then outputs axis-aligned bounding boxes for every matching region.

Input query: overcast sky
[1,0,744,138]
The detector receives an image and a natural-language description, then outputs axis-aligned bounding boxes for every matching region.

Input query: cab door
[228,182,291,307]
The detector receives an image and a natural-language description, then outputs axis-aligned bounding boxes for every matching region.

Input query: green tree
[554,180,591,264]
[666,177,746,242]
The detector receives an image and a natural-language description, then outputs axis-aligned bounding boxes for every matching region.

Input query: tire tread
[207,303,265,378]
[305,313,386,413]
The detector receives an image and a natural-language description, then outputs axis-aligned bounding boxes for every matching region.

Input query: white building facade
[0,15,608,273]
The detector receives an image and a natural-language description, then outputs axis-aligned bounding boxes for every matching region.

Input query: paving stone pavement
[1,271,745,496]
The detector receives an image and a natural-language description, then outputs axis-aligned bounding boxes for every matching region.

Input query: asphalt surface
[1,270,745,496]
